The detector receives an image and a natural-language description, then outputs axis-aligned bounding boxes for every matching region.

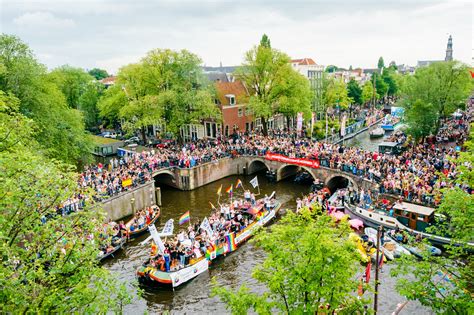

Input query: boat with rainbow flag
[136,193,281,288]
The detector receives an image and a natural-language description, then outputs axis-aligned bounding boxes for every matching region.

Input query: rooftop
[291,58,317,65]
[393,202,435,216]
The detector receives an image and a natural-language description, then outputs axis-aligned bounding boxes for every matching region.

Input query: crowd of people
[146,194,276,272]
[77,106,471,208]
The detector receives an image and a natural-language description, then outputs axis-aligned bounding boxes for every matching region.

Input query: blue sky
[1,0,472,73]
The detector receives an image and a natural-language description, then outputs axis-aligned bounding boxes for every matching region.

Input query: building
[214,80,254,136]
[417,35,453,68]
[99,76,116,88]
[290,58,325,119]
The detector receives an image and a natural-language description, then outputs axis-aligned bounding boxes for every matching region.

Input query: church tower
[445,35,453,61]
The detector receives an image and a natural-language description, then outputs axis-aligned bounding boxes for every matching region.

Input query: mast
[373,225,383,314]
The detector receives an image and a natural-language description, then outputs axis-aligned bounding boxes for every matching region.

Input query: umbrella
[330,211,346,221]
[349,219,364,230]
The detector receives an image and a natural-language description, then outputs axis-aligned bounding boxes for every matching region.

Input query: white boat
[345,202,474,248]
[369,127,385,138]
[388,230,442,258]
[364,227,409,259]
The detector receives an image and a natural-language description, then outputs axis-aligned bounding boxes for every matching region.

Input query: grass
[91,135,122,145]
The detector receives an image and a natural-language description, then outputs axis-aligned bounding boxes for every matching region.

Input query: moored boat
[369,127,385,138]
[136,196,281,288]
[97,236,126,261]
[126,205,160,239]
[345,201,474,248]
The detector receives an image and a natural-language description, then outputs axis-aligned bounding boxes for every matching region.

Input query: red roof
[291,58,316,65]
[100,76,116,84]
[215,81,249,105]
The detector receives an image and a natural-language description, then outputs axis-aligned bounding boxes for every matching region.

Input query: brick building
[215,81,254,136]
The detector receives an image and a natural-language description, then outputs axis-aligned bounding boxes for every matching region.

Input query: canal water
[104,170,431,314]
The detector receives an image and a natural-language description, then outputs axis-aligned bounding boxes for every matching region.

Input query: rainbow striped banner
[225,233,237,252]
[179,211,190,225]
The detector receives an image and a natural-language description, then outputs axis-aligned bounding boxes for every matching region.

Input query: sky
[1,0,472,74]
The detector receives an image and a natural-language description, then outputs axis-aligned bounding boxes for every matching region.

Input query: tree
[88,68,109,80]
[275,67,313,128]
[325,65,338,73]
[49,66,94,109]
[0,34,92,165]
[0,91,131,312]
[400,61,472,131]
[377,56,385,69]
[382,70,399,96]
[392,127,474,314]
[361,81,375,105]
[236,35,312,135]
[213,209,369,314]
[404,99,438,140]
[322,77,352,110]
[371,72,388,99]
[98,48,219,140]
[260,34,271,48]
[78,81,103,131]
[347,78,362,105]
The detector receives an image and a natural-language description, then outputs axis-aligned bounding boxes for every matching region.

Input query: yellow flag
[217,184,222,196]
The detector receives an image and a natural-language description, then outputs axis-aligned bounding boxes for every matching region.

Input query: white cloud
[13,11,75,28]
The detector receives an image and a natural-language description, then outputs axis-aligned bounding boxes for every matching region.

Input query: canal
[104,169,430,314]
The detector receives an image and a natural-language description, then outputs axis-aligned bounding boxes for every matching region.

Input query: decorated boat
[126,205,160,239]
[136,195,282,288]
[345,201,474,248]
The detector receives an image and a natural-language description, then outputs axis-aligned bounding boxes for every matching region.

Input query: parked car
[125,136,140,145]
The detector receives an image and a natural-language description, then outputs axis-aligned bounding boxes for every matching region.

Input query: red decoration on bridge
[264,153,320,169]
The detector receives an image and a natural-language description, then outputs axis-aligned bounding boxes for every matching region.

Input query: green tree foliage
[49,66,94,109]
[237,35,312,135]
[377,56,385,69]
[0,34,92,164]
[260,34,271,48]
[404,99,438,140]
[325,65,338,73]
[213,209,368,314]
[392,128,474,314]
[98,49,218,139]
[371,72,388,98]
[400,61,472,129]
[323,77,352,110]
[347,78,362,105]
[361,81,375,105]
[88,68,109,80]
[0,92,131,312]
[382,69,399,96]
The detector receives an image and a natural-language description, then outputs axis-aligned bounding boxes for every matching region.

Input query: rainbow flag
[179,211,190,225]
[225,233,237,252]
[236,179,243,189]
[226,184,233,195]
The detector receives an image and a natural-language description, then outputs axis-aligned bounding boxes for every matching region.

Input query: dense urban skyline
[1,0,472,73]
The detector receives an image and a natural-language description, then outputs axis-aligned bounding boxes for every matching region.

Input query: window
[245,107,252,116]
[225,125,229,136]
[214,98,219,105]
[238,108,243,117]
[230,96,235,105]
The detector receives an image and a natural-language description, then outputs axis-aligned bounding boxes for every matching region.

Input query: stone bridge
[152,156,376,193]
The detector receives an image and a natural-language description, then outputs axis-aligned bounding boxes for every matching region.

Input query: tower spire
[445,35,453,61]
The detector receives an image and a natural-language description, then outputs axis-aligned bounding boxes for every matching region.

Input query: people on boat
[144,195,276,273]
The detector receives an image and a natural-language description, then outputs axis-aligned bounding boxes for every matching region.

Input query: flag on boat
[365,261,371,283]
[226,184,233,195]
[209,201,216,210]
[159,219,174,237]
[217,184,222,196]
[200,217,214,237]
[148,225,166,254]
[206,243,217,260]
[250,176,259,188]
[179,211,190,225]
[225,233,237,252]
[236,179,243,189]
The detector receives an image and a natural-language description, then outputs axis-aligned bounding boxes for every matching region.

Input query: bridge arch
[325,174,358,193]
[247,159,270,175]
[154,170,177,188]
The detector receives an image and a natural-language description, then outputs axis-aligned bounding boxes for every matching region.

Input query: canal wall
[101,181,156,221]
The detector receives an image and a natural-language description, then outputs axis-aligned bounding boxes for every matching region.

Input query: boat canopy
[392,202,435,216]
[379,141,398,148]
